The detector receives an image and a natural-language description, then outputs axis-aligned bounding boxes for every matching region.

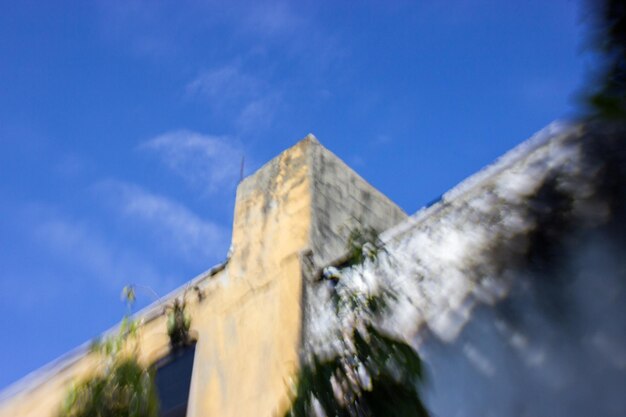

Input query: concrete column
[0,134,406,417]
[187,135,406,417]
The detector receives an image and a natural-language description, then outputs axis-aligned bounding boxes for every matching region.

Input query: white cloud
[25,178,230,298]
[34,217,172,292]
[95,180,229,261]
[186,65,282,132]
[186,65,261,106]
[140,130,243,193]
[236,94,282,132]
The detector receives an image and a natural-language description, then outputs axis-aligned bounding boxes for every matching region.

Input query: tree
[583,0,626,120]
[285,232,429,417]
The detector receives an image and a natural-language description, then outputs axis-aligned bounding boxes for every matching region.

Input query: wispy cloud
[186,65,261,106]
[34,217,171,291]
[186,65,282,132]
[25,178,230,298]
[237,94,282,131]
[140,130,243,193]
[95,180,229,261]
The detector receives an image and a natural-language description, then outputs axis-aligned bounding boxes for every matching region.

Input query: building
[1,122,625,416]
[0,135,406,417]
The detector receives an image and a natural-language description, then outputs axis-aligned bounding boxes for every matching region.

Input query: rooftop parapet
[0,134,407,417]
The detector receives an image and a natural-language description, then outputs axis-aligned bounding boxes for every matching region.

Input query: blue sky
[0,0,589,390]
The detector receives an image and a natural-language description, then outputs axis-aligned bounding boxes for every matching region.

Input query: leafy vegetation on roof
[285,229,429,417]
[58,288,159,417]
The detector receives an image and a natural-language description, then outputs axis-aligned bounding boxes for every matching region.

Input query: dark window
[154,344,196,417]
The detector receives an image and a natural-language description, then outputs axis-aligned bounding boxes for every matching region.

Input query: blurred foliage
[286,231,429,417]
[58,291,159,417]
[165,297,192,350]
[343,227,382,268]
[121,285,136,309]
[59,353,158,417]
[285,324,429,417]
[58,284,200,416]
[583,0,626,120]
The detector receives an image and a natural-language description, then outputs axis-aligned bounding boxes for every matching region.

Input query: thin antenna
[239,155,245,183]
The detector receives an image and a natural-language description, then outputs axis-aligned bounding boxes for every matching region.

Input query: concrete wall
[0,134,406,417]
[6,121,623,417]
[307,136,406,270]
[304,121,626,417]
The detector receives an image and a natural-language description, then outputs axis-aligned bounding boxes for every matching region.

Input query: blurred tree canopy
[584,0,626,119]
[58,318,159,417]
[285,232,429,417]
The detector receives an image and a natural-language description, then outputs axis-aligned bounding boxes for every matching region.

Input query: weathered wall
[187,135,405,417]
[0,134,406,417]
[305,121,626,416]
[307,137,406,270]
[5,121,624,416]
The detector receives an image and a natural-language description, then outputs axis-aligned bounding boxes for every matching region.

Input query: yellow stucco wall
[0,135,406,417]
[0,138,312,417]
[185,138,311,417]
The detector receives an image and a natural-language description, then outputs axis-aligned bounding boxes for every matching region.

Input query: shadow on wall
[292,122,626,417]
[422,122,626,417]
